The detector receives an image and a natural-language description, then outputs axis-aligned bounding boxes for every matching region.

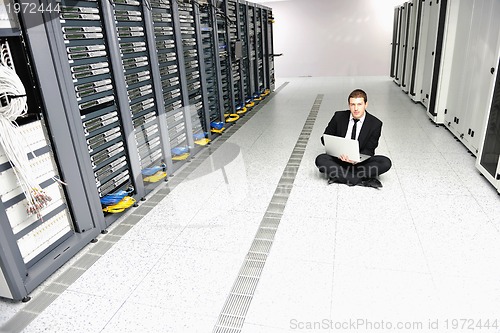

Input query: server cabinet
[409,0,430,102]
[265,7,275,91]
[44,0,147,229]
[395,3,409,87]
[111,0,171,194]
[247,2,257,99]
[402,0,416,93]
[253,5,265,96]
[199,1,225,135]
[227,0,243,112]
[420,0,447,112]
[239,1,253,103]
[215,0,237,127]
[149,0,183,172]
[408,0,424,97]
[443,0,500,155]
[390,6,400,78]
[428,0,460,125]
[477,56,500,193]
[458,0,500,154]
[0,7,101,301]
[176,0,211,158]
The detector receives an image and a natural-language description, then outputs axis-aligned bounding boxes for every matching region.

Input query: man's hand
[340,154,357,164]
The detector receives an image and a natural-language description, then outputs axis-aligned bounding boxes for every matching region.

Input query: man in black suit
[315,89,391,188]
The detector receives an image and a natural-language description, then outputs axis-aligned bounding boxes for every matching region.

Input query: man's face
[349,97,367,119]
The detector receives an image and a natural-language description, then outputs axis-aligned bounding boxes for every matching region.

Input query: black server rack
[227,0,244,114]
[52,0,146,227]
[177,0,211,156]
[265,8,275,91]
[0,10,101,301]
[215,0,237,126]
[199,1,225,136]
[408,0,424,97]
[254,5,265,97]
[150,0,188,173]
[112,0,170,194]
[239,1,252,104]
[390,6,399,78]
[478,58,500,186]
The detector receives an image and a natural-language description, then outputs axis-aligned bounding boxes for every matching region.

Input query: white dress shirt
[345,114,366,140]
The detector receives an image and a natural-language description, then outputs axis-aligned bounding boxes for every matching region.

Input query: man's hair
[348,89,368,103]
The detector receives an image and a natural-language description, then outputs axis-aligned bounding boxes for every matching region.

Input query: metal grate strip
[213,95,323,332]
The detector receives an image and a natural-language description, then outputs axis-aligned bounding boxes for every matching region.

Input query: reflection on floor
[1,77,500,333]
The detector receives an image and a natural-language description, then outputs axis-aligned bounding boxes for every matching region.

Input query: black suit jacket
[321,110,382,156]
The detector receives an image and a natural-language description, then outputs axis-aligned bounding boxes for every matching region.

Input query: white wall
[253,0,402,77]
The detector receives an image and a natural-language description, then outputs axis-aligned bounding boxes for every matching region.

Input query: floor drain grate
[213,95,323,332]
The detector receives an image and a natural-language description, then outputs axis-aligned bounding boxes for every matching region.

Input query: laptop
[323,134,371,163]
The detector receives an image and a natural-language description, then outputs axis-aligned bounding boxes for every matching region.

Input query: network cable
[0,64,53,218]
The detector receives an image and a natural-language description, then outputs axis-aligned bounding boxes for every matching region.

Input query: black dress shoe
[328,177,340,185]
[328,177,346,185]
[360,178,383,189]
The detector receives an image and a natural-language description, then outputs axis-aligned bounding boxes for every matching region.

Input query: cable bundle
[100,190,129,206]
[102,196,136,214]
[0,64,52,218]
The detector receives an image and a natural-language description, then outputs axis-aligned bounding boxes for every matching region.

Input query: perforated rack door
[112,0,168,186]
[149,0,190,171]
[227,0,243,107]
[254,6,265,94]
[215,0,235,117]
[265,8,275,91]
[248,4,257,96]
[198,1,224,131]
[58,0,135,200]
[239,1,252,101]
[175,0,210,161]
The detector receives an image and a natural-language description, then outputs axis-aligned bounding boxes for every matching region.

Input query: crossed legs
[315,153,392,185]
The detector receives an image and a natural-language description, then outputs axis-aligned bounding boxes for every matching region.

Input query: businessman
[315,89,391,188]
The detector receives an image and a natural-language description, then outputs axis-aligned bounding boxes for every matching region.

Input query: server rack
[400,1,413,91]
[455,0,500,154]
[390,6,399,78]
[199,1,225,136]
[253,5,265,96]
[395,3,408,87]
[247,2,257,100]
[477,56,500,194]
[150,0,192,172]
[0,7,101,302]
[407,0,424,97]
[419,0,447,111]
[436,0,473,129]
[215,0,236,127]
[112,0,170,194]
[264,7,275,91]
[177,1,211,159]
[239,1,253,104]
[149,0,181,173]
[392,5,402,83]
[227,0,244,113]
[409,0,430,102]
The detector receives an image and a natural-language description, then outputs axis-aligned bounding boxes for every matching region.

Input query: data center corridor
[1,77,500,333]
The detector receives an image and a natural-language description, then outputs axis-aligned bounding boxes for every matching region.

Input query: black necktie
[351,119,360,140]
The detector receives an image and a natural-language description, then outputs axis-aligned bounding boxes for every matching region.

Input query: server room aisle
[1,77,500,333]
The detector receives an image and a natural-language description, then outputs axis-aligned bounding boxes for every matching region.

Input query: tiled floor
[1,77,500,333]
